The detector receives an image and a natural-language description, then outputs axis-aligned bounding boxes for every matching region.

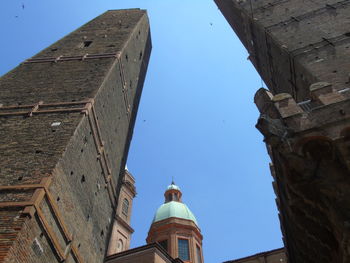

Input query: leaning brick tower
[0,9,151,263]
[215,1,350,262]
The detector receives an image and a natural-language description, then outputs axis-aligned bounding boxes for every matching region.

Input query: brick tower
[0,9,151,263]
[147,182,204,263]
[215,1,350,262]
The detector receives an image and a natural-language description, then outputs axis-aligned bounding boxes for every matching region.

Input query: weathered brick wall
[215,0,350,101]
[0,9,151,263]
[215,1,350,262]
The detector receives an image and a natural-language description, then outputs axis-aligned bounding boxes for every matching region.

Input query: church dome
[152,182,198,226]
[147,181,204,263]
[152,201,198,225]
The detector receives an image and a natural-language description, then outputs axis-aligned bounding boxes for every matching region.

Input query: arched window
[117,239,123,252]
[122,198,129,216]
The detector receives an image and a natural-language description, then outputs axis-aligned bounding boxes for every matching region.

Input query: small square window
[83,41,93,47]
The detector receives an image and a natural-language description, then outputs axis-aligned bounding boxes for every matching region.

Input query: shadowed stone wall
[214,1,350,262]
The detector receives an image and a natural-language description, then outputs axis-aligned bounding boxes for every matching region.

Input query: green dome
[152,201,198,225]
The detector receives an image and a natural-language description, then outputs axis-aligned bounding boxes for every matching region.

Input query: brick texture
[0,9,151,263]
[215,1,350,262]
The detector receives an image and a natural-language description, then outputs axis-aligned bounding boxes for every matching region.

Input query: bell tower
[147,182,204,263]
[107,168,136,255]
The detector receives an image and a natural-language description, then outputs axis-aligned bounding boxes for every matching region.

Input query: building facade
[107,169,136,255]
[105,182,203,263]
[105,243,184,263]
[0,9,151,263]
[224,248,286,263]
[214,0,350,262]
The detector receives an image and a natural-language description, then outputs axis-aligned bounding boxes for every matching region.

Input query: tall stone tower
[0,9,151,263]
[214,1,350,262]
[147,182,204,263]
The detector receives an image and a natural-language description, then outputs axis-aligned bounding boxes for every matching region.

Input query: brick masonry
[215,0,350,101]
[215,1,350,262]
[0,9,151,263]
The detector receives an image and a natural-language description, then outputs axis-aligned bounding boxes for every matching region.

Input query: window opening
[122,198,129,216]
[83,41,93,47]
[196,245,202,263]
[117,239,123,252]
[159,240,168,252]
[178,239,190,261]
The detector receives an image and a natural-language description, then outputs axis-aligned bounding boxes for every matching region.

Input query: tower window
[168,193,172,202]
[174,193,178,201]
[83,40,93,47]
[117,239,123,252]
[122,198,129,216]
[159,240,168,252]
[178,239,190,261]
[196,245,202,263]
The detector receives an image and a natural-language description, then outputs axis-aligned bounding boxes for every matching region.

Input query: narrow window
[178,239,190,261]
[196,245,202,263]
[174,193,178,201]
[122,198,129,216]
[117,239,123,252]
[159,240,168,252]
[168,193,172,202]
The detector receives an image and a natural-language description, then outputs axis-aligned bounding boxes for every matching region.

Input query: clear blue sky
[0,1,282,262]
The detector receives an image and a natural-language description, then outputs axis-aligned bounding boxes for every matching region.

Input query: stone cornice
[115,214,134,234]
[147,217,203,244]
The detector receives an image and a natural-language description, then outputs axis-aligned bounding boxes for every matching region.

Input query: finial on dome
[167,182,180,191]
[171,176,175,185]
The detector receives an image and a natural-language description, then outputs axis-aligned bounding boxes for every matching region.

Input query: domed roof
[152,201,198,225]
[167,183,180,191]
